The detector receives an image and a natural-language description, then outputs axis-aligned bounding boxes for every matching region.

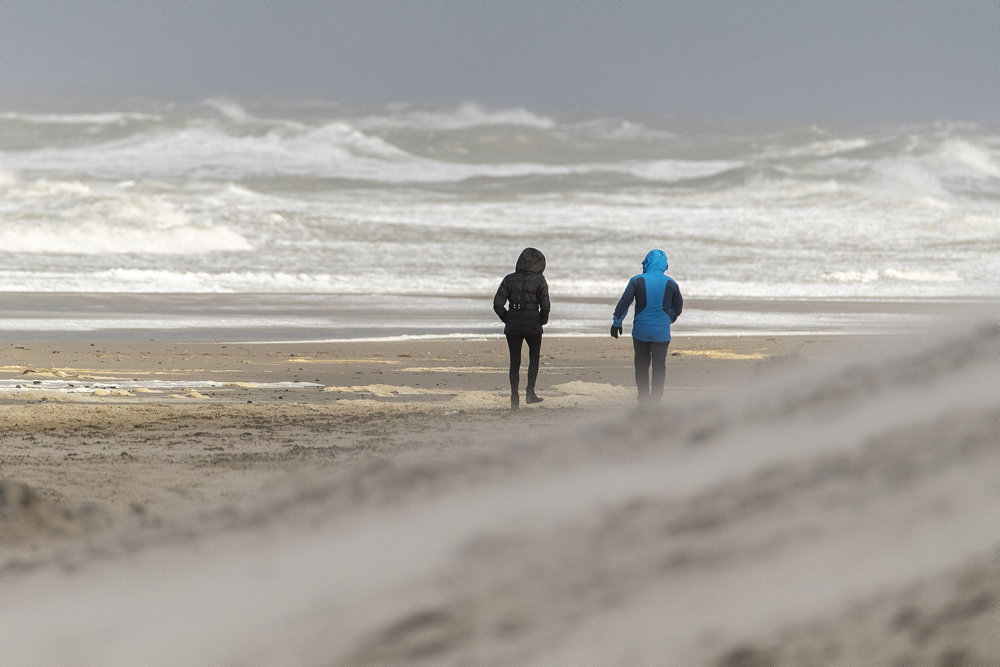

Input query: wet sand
[0,335,800,527]
[1,326,997,664]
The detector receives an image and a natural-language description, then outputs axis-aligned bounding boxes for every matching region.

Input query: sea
[1,99,997,341]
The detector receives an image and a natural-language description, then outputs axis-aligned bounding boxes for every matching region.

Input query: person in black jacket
[493,247,550,410]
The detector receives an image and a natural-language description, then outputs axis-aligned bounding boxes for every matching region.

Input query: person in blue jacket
[610,249,683,403]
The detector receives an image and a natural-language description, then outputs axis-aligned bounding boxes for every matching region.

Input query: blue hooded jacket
[613,249,683,343]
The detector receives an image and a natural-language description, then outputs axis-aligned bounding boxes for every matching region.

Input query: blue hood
[641,249,668,274]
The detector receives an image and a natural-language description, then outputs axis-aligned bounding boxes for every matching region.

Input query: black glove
[610,324,622,339]
[500,310,508,322]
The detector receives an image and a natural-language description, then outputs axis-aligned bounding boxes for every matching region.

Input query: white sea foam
[0,316,335,331]
[565,117,677,142]
[7,178,92,196]
[774,137,871,158]
[626,158,742,181]
[0,379,322,392]
[870,158,952,202]
[822,268,962,288]
[0,222,252,255]
[1,103,997,324]
[884,268,961,282]
[0,169,20,187]
[936,138,1000,178]
[0,111,163,124]
[0,268,501,295]
[203,97,255,122]
[355,102,556,131]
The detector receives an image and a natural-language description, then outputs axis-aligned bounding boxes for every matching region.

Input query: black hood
[515,247,546,274]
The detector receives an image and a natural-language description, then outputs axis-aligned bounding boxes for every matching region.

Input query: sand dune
[0,323,996,664]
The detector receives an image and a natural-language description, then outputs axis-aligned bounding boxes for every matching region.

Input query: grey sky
[2,1,996,125]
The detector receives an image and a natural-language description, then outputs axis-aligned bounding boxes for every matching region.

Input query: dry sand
[0,326,997,664]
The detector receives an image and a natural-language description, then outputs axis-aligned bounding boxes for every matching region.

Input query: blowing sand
[0,326,997,664]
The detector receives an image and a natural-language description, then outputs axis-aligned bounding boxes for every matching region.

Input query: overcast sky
[2,1,996,125]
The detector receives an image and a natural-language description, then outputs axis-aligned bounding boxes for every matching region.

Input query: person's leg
[525,333,543,403]
[505,333,523,409]
[650,341,669,401]
[632,338,651,401]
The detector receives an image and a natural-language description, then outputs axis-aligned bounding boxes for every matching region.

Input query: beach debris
[162,389,209,399]
[550,381,631,396]
[183,389,209,399]
[672,348,769,360]
[91,389,135,397]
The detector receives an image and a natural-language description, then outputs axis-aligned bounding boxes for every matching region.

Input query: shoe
[511,392,520,410]
[526,389,543,404]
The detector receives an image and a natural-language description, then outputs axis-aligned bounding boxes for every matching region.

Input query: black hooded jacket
[493,248,550,336]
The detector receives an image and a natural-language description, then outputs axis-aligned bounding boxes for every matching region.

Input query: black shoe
[511,393,520,410]
[526,389,543,404]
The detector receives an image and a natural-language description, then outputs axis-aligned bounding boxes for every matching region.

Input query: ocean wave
[0,267,985,299]
[934,138,1000,179]
[769,137,872,159]
[0,269,449,293]
[563,117,677,142]
[353,102,556,131]
[203,97,255,123]
[3,103,996,198]
[0,111,164,125]
[1,104,997,304]
[0,222,252,255]
[3,124,744,185]
[823,269,962,284]
[741,135,1000,204]
[0,169,20,187]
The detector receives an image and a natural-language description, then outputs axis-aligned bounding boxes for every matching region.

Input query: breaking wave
[1,100,997,305]
[0,223,251,255]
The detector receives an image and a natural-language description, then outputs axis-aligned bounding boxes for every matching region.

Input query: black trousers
[506,332,542,394]
[633,338,670,401]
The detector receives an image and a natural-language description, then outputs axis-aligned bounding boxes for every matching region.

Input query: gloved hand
[500,310,508,322]
[610,324,622,339]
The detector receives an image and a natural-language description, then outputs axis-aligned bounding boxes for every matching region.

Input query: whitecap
[355,102,556,131]
[0,111,163,125]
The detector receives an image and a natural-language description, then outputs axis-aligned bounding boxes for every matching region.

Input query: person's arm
[613,277,638,327]
[538,277,550,325]
[493,280,508,322]
[668,280,683,323]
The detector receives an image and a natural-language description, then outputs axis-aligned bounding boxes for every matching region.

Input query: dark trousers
[633,338,670,401]
[506,333,542,394]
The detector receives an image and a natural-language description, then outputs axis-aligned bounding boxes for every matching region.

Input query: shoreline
[1,291,988,342]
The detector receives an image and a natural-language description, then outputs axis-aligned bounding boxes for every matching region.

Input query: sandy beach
[1,317,997,664]
[0,334,799,527]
